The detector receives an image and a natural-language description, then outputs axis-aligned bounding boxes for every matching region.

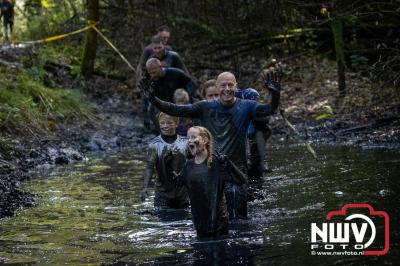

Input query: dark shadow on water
[136,208,191,222]
[113,239,262,266]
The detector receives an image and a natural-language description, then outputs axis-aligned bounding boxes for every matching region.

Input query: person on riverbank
[176,126,247,239]
[140,112,188,210]
[0,0,14,42]
[144,71,281,219]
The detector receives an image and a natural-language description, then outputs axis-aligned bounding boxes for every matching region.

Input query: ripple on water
[0,147,399,265]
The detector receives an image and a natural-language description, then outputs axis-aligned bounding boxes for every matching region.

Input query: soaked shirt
[152,97,279,165]
[153,68,198,103]
[146,135,188,202]
[177,158,231,238]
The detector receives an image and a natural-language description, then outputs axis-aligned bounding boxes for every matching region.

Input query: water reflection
[0,145,398,265]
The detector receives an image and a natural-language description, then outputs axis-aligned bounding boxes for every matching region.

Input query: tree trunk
[81,0,99,78]
[331,18,346,97]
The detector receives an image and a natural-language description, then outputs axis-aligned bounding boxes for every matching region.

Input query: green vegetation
[0,66,90,132]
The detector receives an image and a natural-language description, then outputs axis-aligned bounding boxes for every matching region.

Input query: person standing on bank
[143,70,282,219]
[0,0,14,42]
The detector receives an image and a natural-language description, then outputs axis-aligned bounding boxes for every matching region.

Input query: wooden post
[331,18,346,98]
[81,0,99,78]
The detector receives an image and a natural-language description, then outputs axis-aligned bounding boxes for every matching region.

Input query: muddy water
[0,145,399,265]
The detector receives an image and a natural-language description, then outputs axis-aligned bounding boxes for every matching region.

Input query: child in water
[140,112,189,210]
[176,126,247,239]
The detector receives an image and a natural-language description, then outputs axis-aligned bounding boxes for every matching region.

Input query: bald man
[142,58,198,132]
[145,71,281,219]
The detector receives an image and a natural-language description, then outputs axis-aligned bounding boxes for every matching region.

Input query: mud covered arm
[255,90,280,116]
[142,161,154,190]
[150,95,203,118]
[252,115,270,131]
[185,80,201,102]
[219,156,247,185]
[140,148,156,201]
[175,54,190,75]
[174,165,187,188]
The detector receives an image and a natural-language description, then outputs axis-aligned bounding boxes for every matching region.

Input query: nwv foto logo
[310,204,389,256]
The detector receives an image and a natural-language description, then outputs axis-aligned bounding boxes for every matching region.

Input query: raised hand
[141,79,156,99]
[261,62,283,93]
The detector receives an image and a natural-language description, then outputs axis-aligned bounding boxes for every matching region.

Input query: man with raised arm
[143,70,282,219]
[142,58,199,132]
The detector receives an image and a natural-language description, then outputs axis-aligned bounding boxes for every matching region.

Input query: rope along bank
[17,22,136,73]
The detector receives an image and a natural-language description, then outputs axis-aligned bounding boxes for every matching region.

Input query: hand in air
[262,63,283,93]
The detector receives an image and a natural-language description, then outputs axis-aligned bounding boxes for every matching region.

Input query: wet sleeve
[254,91,280,117]
[151,96,204,118]
[252,115,270,131]
[185,80,201,102]
[176,164,188,187]
[224,159,247,185]
[142,145,156,188]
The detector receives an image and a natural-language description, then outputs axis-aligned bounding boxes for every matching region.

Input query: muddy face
[153,43,165,59]
[160,30,170,45]
[217,73,237,106]
[187,128,206,156]
[159,116,177,136]
[204,86,220,100]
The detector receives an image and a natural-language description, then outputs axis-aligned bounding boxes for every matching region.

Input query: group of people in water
[137,26,282,240]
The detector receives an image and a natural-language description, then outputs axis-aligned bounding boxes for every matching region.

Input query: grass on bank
[0,66,90,133]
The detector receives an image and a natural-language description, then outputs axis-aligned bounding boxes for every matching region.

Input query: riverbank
[1,52,399,219]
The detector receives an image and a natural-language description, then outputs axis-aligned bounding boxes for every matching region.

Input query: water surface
[0,145,398,265]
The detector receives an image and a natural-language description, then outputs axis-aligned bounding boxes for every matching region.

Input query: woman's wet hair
[158,112,179,125]
[190,126,214,167]
[200,79,217,99]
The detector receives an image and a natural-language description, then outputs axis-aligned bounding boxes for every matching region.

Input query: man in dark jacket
[143,58,199,132]
[144,71,281,219]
